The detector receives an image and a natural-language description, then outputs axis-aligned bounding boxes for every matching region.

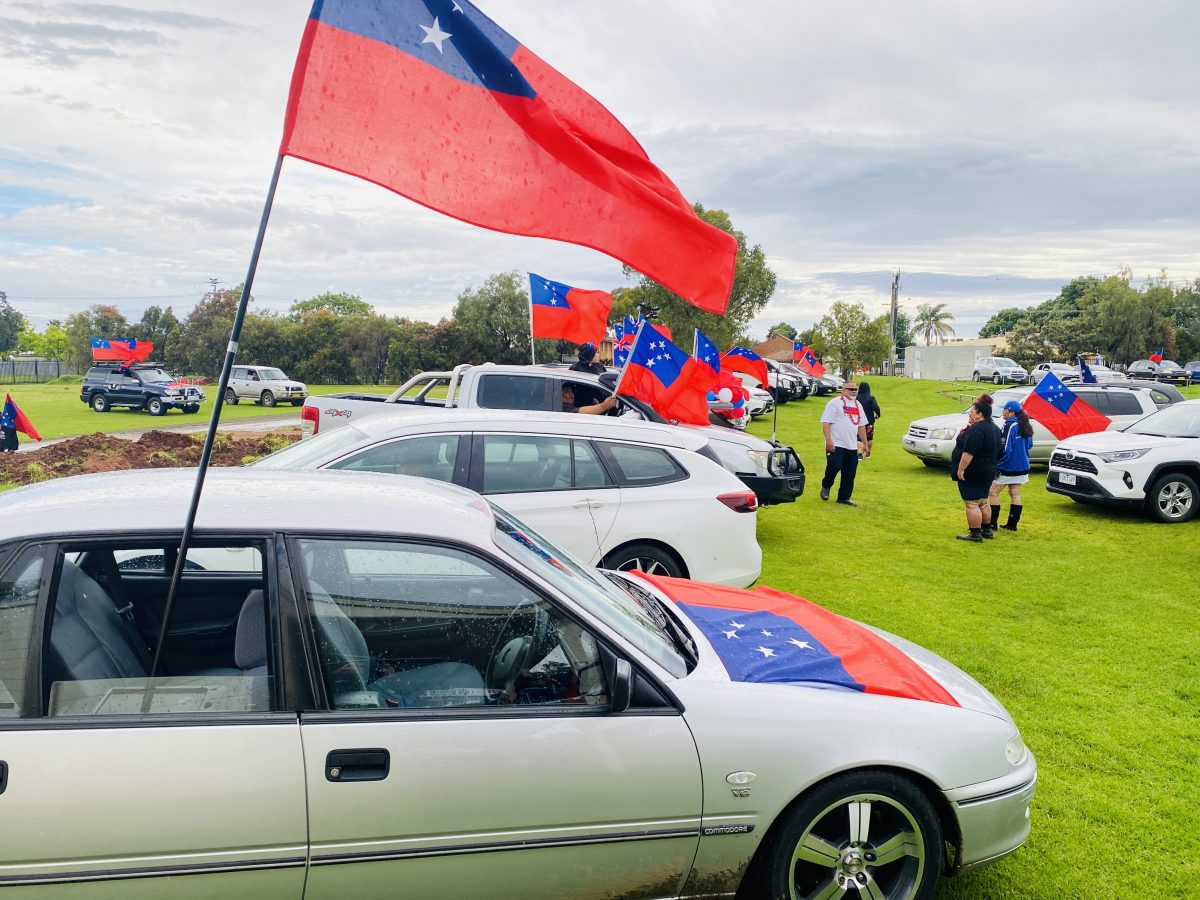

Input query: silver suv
[225,365,308,407]
[902,384,1173,466]
[973,357,1028,384]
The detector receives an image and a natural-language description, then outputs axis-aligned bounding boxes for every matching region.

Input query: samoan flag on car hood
[635,574,959,706]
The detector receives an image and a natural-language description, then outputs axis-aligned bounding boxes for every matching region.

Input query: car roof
[347,408,710,452]
[0,469,497,545]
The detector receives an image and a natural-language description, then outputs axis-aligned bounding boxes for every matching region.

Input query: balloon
[717,388,734,403]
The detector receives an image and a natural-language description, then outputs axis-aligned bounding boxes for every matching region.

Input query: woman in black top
[951,397,1002,542]
[856,381,881,458]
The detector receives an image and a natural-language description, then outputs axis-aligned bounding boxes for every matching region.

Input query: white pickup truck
[302,363,805,505]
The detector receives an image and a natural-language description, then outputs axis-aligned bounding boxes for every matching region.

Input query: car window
[231,367,246,378]
[258,368,287,381]
[573,440,612,488]
[480,435,572,492]
[1105,392,1144,416]
[1125,404,1200,437]
[1149,389,1172,407]
[994,358,1018,367]
[330,434,461,483]
[0,548,45,717]
[42,542,271,716]
[1076,391,1108,413]
[477,374,546,411]
[598,443,687,487]
[296,538,608,710]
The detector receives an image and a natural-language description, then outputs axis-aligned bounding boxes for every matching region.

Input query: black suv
[80,364,206,416]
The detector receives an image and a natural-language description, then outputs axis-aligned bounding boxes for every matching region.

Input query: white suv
[225,365,308,407]
[973,357,1028,384]
[1046,400,1200,523]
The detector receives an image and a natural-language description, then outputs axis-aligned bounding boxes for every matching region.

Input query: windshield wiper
[604,572,698,666]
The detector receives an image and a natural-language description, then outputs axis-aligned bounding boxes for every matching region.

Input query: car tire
[920,459,942,468]
[972,371,981,382]
[1146,472,1198,524]
[992,374,1002,385]
[183,404,200,414]
[601,542,684,579]
[260,390,276,408]
[146,398,166,416]
[90,393,110,413]
[756,769,942,900]
[224,388,238,405]
[291,399,304,407]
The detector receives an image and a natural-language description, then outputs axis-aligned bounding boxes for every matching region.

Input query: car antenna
[143,154,285,712]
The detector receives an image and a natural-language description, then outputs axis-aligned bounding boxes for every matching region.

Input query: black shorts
[957,481,990,502]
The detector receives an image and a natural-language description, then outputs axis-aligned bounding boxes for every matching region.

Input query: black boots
[990,505,1001,531]
[1002,505,1023,531]
[956,528,983,542]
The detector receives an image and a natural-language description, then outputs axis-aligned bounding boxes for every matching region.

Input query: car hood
[637,575,1011,720]
[1057,431,1190,453]
[910,412,967,430]
[264,380,305,389]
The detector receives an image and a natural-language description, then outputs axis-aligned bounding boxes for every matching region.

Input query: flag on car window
[615,323,715,425]
[91,337,153,365]
[2,394,41,441]
[634,575,959,706]
[1078,355,1098,384]
[693,329,721,378]
[528,274,611,345]
[1023,371,1111,439]
[721,347,769,389]
[1149,347,1164,363]
[280,0,737,314]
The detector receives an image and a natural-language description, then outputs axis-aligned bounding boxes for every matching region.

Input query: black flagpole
[145,154,285,699]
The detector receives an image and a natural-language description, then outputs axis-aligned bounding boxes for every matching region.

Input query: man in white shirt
[819,381,869,506]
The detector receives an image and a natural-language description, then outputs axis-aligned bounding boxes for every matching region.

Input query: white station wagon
[0,469,1034,898]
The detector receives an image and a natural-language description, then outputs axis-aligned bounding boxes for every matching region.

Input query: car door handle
[572,499,605,510]
[326,748,390,783]
[0,761,7,795]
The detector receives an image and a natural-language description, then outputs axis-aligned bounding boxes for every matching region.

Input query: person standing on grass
[820,380,868,506]
[856,381,881,458]
[951,397,1002,541]
[990,399,1034,531]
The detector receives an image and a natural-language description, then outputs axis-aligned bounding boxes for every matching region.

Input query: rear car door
[291,536,702,900]
[0,538,307,898]
[229,366,250,399]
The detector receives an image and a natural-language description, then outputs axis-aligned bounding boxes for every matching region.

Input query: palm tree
[914,303,956,345]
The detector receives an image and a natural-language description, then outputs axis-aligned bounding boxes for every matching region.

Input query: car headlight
[1006,733,1028,766]
[1097,448,1151,463]
[746,449,772,474]
[929,427,959,440]
[165,389,182,396]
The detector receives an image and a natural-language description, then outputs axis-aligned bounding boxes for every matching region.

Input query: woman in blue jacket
[990,399,1035,532]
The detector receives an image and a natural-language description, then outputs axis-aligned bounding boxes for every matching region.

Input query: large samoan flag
[721,347,769,388]
[281,0,737,314]
[615,323,715,425]
[1077,355,1098,384]
[91,337,152,365]
[2,394,41,441]
[1149,347,1164,363]
[794,343,826,377]
[1023,371,1111,439]
[693,329,721,378]
[636,575,959,706]
[528,274,611,345]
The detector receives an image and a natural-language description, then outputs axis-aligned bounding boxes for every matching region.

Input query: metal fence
[0,359,77,383]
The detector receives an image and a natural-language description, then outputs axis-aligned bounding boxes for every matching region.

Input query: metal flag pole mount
[143,154,285,710]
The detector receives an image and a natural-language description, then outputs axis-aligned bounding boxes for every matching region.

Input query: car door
[470,434,619,565]
[0,539,307,898]
[229,366,249,399]
[291,536,702,900]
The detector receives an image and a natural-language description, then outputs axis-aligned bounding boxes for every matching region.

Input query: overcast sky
[3,0,1199,341]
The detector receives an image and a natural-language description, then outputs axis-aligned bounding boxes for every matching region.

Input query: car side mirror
[600,644,632,713]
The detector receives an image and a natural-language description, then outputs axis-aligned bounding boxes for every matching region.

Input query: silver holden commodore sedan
[0,469,1035,899]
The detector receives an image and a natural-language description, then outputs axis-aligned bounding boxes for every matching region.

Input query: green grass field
[7,375,1199,895]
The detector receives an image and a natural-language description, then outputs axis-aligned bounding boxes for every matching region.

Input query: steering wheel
[486,602,554,692]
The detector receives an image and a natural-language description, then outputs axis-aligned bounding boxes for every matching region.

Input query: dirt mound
[0,430,301,487]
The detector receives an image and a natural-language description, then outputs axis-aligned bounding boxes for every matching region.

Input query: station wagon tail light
[300,405,320,435]
[718,491,758,513]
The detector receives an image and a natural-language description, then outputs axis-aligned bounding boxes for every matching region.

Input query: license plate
[1059,473,1077,486]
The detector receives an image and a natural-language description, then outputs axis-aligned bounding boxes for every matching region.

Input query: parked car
[901,383,1175,466]
[224,365,308,407]
[255,409,762,587]
[1046,399,1200,523]
[972,357,1029,384]
[0,467,1035,896]
[774,361,814,398]
[729,372,775,418]
[1027,362,1081,385]
[1087,363,1128,382]
[79,363,206,415]
[1185,361,1200,384]
[762,358,806,402]
[1126,359,1189,384]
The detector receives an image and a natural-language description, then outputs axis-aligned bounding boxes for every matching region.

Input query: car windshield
[137,369,174,384]
[1160,361,1181,368]
[1124,404,1200,438]
[994,358,1019,368]
[251,424,369,468]
[962,389,1026,416]
[257,368,287,380]
[490,507,690,677]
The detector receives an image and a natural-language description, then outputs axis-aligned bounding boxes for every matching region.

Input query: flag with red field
[1149,347,1164,363]
[721,347,769,388]
[634,574,959,706]
[281,0,737,314]
[528,274,611,345]
[1023,371,1111,439]
[615,323,715,425]
[693,329,721,378]
[91,337,153,365]
[2,394,41,442]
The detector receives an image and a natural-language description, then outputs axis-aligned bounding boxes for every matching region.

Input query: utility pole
[207,277,220,300]
[888,270,900,376]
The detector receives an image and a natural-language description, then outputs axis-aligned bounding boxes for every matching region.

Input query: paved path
[15,413,301,453]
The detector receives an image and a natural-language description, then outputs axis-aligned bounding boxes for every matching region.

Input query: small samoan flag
[792,340,806,363]
[721,347,769,388]
[1,394,41,441]
[635,574,959,706]
[798,345,826,377]
[693,329,721,378]
[1149,347,1164,363]
[1078,355,1098,384]
[1023,371,1111,440]
[528,273,611,345]
[615,322,715,425]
